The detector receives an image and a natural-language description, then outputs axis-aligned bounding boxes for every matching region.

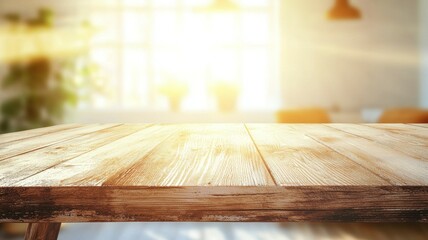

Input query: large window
[86,0,279,111]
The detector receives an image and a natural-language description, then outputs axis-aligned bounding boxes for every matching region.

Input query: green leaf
[1,97,24,117]
[0,119,11,133]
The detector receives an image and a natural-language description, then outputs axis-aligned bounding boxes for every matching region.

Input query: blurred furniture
[361,108,383,123]
[330,111,363,123]
[378,108,428,123]
[0,223,27,237]
[276,108,331,123]
[0,124,427,240]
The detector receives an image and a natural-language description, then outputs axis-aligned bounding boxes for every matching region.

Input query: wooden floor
[2,223,428,240]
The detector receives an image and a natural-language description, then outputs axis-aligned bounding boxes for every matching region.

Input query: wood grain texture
[412,124,428,128]
[246,124,388,186]
[25,223,61,240]
[329,124,428,161]
[14,124,273,187]
[0,124,149,186]
[370,124,428,139]
[0,124,118,162]
[15,124,176,187]
[291,124,428,185]
[0,124,81,144]
[1,187,427,222]
[0,124,427,223]
[103,124,274,186]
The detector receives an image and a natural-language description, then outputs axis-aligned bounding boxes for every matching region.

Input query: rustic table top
[0,124,427,222]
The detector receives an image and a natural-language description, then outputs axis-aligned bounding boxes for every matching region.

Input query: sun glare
[0,25,94,63]
[0,0,279,111]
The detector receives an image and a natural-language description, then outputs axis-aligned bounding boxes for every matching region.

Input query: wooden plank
[329,124,428,160]
[0,124,81,144]
[297,124,428,185]
[410,124,428,129]
[369,124,428,139]
[0,124,119,162]
[0,124,147,186]
[1,186,427,222]
[15,124,180,187]
[17,124,274,187]
[246,124,388,186]
[25,223,61,240]
[104,124,274,186]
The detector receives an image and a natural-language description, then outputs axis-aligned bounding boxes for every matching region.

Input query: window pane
[242,12,269,45]
[90,47,120,106]
[153,50,179,81]
[153,0,177,8]
[122,48,149,107]
[209,13,239,45]
[90,11,120,44]
[210,49,239,82]
[123,0,148,6]
[152,11,178,45]
[152,49,180,109]
[83,0,278,111]
[183,0,211,7]
[182,12,209,45]
[181,60,209,110]
[240,48,269,110]
[90,0,119,8]
[236,0,269,7]
[123,12,148,44]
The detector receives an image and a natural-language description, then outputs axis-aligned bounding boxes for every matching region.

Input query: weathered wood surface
[0,124,81,144]
[411,124,428,129]
[0,124,427,222]
[2,186,427,222]
[246,124,388,186]
[285,124,428,185]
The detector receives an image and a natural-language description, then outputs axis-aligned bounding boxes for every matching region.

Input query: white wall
[421,0,428,108]
[280,0,420,111]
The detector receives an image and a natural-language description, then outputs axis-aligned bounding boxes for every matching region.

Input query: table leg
[24,223,61,240]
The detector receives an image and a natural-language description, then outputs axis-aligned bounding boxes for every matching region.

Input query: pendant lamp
[328,0,361,20]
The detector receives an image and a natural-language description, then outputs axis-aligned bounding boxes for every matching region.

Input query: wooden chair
[276,108,331,123]
[378,108,428,123]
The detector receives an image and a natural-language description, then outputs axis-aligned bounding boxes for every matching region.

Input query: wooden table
[0,124,427,240]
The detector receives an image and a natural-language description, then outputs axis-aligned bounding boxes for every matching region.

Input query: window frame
[87,0,280,111]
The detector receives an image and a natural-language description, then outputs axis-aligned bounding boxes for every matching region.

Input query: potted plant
[158,80,189,112]
[0,8,101,133]
[210,81,240,112]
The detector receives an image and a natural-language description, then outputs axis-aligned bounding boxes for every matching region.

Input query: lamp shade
[328,0,361,20]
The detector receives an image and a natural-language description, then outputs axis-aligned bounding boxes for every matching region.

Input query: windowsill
[66,109,277,123]
[66,109,365,123]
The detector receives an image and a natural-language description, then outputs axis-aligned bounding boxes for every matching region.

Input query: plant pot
[215,93,238,112]
[168,96,182,112]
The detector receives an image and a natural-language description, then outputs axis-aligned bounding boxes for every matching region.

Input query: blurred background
[0,0,427,239]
